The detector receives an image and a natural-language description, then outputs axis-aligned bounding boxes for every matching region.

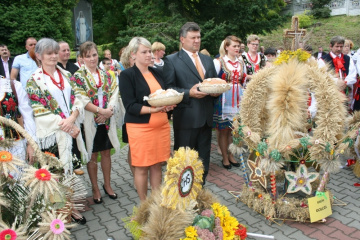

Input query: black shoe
[103,185,118,199]
[229,161,240,167]
[72,215,87,225]
[93,197,103,204]
[222,162,232,169]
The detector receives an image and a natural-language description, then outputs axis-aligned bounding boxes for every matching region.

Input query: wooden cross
[284,16,307,50]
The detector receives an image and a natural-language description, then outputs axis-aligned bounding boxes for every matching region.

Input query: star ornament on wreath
[285,164,319,195]
[247,157,267,189]
[161,147,204,210]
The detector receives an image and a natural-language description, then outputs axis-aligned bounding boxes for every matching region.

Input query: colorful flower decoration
[285,164,319,195]
[0,229,17,240]
[161,147,204,210]
[0,221,27,240]
[182,226,198,240]
[22,166,61,200]
[234,224,247,240]
[211,203,239,240]
[0,151,12,162]
[0,151,24,178]
[50,219,65,235]
[35,169,52,181]
[247,157,267,189]
[38,210,76,240]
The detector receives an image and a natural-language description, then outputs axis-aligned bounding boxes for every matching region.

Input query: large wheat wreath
[230,50,360,221]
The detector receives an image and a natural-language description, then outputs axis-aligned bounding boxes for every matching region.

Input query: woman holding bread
[119,37,175,201]
[213,35,246,169]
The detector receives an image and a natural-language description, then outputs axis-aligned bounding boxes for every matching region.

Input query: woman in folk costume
[213,36,246,169]
[0,75,36,171]
[26,38,87,224]
[73,41,120,204]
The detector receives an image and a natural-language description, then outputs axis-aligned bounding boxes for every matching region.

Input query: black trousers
[173,124,212,184]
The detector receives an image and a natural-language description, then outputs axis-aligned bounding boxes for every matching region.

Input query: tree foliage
[114,0,287,55]
[0,0,78,54]
[311,0,332,18]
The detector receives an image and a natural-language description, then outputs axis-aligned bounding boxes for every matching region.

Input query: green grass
[259,15,360,52]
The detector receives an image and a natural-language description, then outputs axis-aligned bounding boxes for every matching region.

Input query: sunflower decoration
[0,150,24,178]
[38,210,76,240]
[22,165,62,200]
[0,220,27,240]
[161,147,204,210]
[274,49,311,65]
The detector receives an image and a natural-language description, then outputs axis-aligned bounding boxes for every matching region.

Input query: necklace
[95,69,102,89]
[247,52,258,64]
[43,68,65,90]
[228,60,239,69]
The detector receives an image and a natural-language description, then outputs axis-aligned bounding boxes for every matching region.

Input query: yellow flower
[330,149,334,155]
[256,151,260,157]
[274,49,311,65]
[182,226,197,240]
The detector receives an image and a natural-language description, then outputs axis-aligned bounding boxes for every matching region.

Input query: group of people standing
[2,21,360,227]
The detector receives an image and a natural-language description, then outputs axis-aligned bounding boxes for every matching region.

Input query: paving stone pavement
[71,129,360,240]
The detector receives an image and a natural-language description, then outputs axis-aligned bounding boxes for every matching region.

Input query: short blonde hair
[128,37,152,54]
[200,49,210,56]
[345,39,354,50]
[247,34,260,44]
[120,46,132,69]
[151,42,165,52]
[219,40,225,57]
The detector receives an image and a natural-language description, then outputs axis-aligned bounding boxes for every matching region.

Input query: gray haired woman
[25,38,87,224]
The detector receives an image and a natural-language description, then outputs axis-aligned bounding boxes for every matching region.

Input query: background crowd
[1,21,360,226]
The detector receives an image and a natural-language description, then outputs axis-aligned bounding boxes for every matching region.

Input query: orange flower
[44,151,56,157]
[0,151,12,162]
[35,169,52,181]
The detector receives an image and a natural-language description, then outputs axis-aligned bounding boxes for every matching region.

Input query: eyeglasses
[250,43,259,46]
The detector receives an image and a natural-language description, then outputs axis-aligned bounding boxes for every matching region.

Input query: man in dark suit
[313,46,327,59]
[163,22,219,183]
[0,44,14,79]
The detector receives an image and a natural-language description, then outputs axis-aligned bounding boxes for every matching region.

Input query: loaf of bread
[201,78,227,85]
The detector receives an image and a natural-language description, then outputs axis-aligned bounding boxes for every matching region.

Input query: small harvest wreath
[230,50,360,221]
[124,147,247,239]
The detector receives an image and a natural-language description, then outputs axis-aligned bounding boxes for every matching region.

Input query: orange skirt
[127,111,170,167]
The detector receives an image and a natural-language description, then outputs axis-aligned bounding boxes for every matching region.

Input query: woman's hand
[98,108,113,119]
[59,117,75,133]
[164,105,176,112]
[69,125,80,138]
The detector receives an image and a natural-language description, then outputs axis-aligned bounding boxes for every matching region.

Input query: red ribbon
[346,159,356,167]
[232,70,240,108]
[332,55,347,79]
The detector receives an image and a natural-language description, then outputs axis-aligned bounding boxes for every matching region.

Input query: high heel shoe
[222,162,232,169]
[93,197,103,204]
[71,214,87,225]
[103,185,118,199]
[229,161,240,167]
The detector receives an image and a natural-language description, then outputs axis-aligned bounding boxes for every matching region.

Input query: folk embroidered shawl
[26,66,86,173]
[73,66,120,159]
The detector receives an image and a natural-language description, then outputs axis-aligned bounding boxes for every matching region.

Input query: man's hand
[189,84,209,99]
[336,78,346,90]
